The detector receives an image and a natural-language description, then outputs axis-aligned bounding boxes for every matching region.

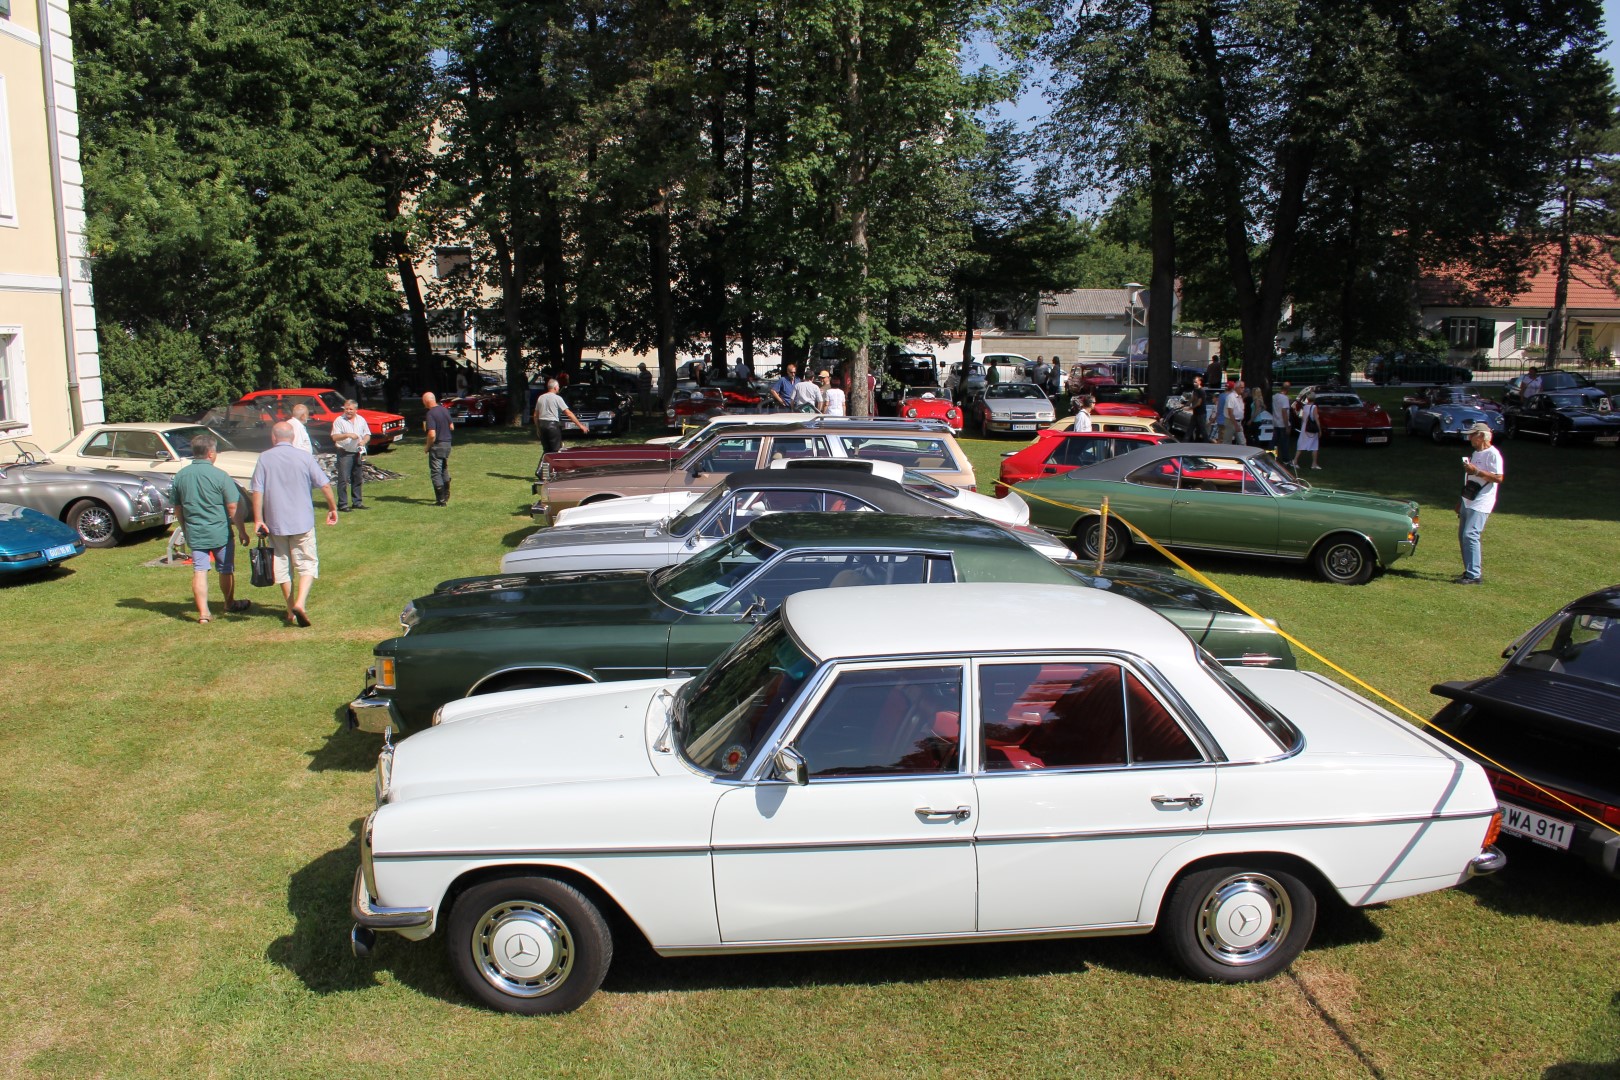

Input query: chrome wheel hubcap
[1197,873,1290,965]
[77,506,115,544]
[472,900,574,998]
[1325,545,1362,580]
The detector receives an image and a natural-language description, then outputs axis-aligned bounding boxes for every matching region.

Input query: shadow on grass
[305,707,381,772]
[116,596,286,623]
[487,472,539,482]
[1461,840,1620,926]
[0,565,75,587]
[1542,990,1620,1079]
[501,525,540,548]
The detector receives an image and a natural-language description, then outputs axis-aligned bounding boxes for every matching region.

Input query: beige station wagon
[534,419,976,524]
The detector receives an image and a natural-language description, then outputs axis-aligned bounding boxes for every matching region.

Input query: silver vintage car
[0,440,171,547]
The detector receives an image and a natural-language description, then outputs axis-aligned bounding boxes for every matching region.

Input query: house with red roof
[1417,243,1620,367]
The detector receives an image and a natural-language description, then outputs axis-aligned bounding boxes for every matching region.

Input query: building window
[1520,319,1547,348]
[433,246,472,279]
[0,75,17,227]
[1577,326,1594,351]
[1447,317,1478,349]
[0,329,22,428]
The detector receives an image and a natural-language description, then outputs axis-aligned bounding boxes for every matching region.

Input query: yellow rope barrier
[1016,483,1614,837]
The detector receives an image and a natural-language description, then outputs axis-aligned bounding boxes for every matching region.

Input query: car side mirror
[772,747,808,786]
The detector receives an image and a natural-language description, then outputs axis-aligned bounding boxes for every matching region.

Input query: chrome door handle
[916,805,972,822]
[1151,793,1205,809]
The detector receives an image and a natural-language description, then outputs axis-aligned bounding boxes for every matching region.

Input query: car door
[710,660,977,942]
[971,657,1215,929]
[1168,455,1279,554]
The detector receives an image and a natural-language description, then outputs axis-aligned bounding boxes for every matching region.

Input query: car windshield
[164,427,239,457]
[1512,612,1620,688]
[649,531,778,612]
[1250,455,1307,493]
[317,391,347,412]
[1540,372,1586,391]
[988,384,1047,400]
[666,482,734,536]
[1,441,48,466]
[1315,395,1362,408]
[1541,393,1586,409]
[675,613,819,776]
[906,387,942,398]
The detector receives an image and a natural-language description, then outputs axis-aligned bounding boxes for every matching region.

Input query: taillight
[1487,768,1620,828]
[1482,810,1502,848]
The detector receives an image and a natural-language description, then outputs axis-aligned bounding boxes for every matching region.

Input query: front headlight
[375,656,397,690]
[600,410,615,421]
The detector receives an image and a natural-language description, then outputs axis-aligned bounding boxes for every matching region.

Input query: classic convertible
[1502,391,1620,446]
[350,582,1502,1014]
[348,514,1295,735]
[1429,586,1620,877]
[897,387,963,432]
[1016,444,1420,585]
[0,503,84,574]
[1402,386,1504,443]
[1309,392,1392,445]
[0,440,171,548]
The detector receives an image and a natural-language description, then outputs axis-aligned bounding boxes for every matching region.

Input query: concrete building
[0,0,102,449]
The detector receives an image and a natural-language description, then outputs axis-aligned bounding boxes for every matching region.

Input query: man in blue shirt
[422,392,454,506]
[251,422,338,626]
[769,363,797,409]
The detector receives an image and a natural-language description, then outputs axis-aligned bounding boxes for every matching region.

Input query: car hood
[0,502,80,548]
[1290,486,1417,518]
[386,679,675,803]
[413,569,664,629]
[984,398,1049,413]
[1,462,152,489]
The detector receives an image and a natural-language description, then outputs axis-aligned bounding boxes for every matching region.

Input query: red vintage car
[664,378,767,431]
[446,385,510,426]
[996,430,1168,498]
[232,388,406,452]
[897,386,963,432]
[1311,391,1393,446]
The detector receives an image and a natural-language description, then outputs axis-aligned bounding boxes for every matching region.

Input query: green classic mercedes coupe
[348,513,1295,735]
[1016,444,1420,585]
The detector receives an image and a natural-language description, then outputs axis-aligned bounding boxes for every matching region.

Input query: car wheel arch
[1308,531,1379,585]
[579,492,624,505]
[466,667,597,697]
[443,862,650,950]
[1151,850,1337,924]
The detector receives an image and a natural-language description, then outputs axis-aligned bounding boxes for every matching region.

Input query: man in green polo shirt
[171,433,252,623]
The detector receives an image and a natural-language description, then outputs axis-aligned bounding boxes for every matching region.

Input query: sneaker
[338,506,351,513]
[1453,575,1482,585]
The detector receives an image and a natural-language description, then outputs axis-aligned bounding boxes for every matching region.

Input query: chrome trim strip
[351,867,433,929]
[375,846,714,861]
[657,921,1156,956]
[464,664,600,696]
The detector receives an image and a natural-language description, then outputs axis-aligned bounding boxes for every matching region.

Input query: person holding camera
[1456,422,1504,585]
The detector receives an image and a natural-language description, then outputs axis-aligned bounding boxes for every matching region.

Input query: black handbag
[249,538,276,588]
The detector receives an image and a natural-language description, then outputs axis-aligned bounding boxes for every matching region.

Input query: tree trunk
[962,291,976,372]
[844,15,871,417]
[650,195,678,407]
[1147,141,1175,406]
[1336,190,1363,382]
[1546,184,1574,365]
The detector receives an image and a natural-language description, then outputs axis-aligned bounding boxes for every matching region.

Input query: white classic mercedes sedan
[351,583,1505,1014]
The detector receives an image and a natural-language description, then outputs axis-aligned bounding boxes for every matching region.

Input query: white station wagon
[351,584,1505,1014]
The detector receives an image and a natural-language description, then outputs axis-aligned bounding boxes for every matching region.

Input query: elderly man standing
[288,402,315,453]
[172,432,252,623]
[422,392,454,506]
[251,421,338,626]
[330,398,371,511]
[1456,421,1505,585]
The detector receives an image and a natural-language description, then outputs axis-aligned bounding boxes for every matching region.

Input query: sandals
[198,616,212,624]
[291,606,311,627]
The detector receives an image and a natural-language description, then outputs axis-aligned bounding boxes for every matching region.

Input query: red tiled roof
[1419,241,1620,311]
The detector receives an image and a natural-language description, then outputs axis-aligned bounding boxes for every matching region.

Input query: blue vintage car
[0,502,84,574]
[1403,385,1505,443]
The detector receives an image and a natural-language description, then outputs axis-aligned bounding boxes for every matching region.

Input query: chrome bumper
[1466,845,1507,879]
[348,686,403,735]
[530,498,553,525]
[351,866,433,930]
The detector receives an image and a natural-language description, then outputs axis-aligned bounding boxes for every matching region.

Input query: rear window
[1198,650,1300,753]
[839,436,955,471]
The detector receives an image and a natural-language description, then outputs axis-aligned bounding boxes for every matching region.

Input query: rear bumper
[1465,845,1507,878]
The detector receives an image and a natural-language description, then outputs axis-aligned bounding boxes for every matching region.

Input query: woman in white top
[818,371,846,416]
[1291,391,1321,470]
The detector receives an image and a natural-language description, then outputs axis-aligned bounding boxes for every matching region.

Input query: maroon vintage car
[664,378,768,431]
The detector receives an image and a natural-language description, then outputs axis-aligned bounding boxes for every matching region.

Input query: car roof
[746,512,1020,551]
[1568,586,1620,615]
[694,416,957,437]
[718,466,937,508]
[1044,441,1271,481]
[784,581,1188,662]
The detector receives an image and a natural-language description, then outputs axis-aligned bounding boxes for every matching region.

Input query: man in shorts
[171,432,252,623]
[251,421,339,627]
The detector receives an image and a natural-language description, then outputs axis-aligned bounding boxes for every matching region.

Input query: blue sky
[1605,0,1620,75]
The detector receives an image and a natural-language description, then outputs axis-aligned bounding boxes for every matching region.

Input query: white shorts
[269,531,318,583]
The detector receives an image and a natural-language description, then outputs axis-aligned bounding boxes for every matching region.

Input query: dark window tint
[1127,459,1181,489]
[716,551,930,615]
[980,663,1126,770]
[1126,670,1201,763]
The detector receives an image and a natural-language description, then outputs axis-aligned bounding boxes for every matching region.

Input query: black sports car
[1430,586,1620,878]
[1502,391,1620,446]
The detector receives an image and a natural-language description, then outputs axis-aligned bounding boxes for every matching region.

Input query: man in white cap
[1456,421,1504,585]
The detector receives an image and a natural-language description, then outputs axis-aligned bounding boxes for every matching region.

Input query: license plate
[45,544,76,560]
[1499,800,1574,850]
[1012,423,1035,431]
[1595,436,1618,445]
[1366,436,1389,444]
[392,433,403,442]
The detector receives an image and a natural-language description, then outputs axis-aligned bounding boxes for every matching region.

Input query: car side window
[81,432,115,458]
[792,665,965,778]
[112,431,165,459]
[692,437,762,475]
[1127,460,1179,489]
[767,437,830,460]
[978,661,1200,772]
[714,552,931,615]
[840,436,954,471]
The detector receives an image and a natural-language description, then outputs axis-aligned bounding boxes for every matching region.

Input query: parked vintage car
[504,463,1047,576]
[1365,353,1473,386]
[0,502,84,574]
[897,387,963,432]
[562,382,634,437]
[1503,369,1612,410]
[1017,444,1420,585]
[665,377,768,431]
[1310,392,1393,445]
[229,388,406,452]
[0,440,171,548]
[1270,354,1339,383]
[349,512,1304,736]
[1402,386,1504,443]
[1503,391,1620,446]
[533,420,976,523]
[52,423,260,487]
[445,383,509,426]
[971,383,1058,435]
[350,581,1502,1014]
[1047,413,1166,437]
[1429,586,1620,877]
[996,430,1169,498]
[1088,385,1162,419]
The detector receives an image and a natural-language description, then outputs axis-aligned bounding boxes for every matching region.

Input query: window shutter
[1514,318,1524,349]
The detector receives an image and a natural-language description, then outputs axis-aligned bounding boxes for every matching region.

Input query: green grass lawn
[1,417,1616,1077]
